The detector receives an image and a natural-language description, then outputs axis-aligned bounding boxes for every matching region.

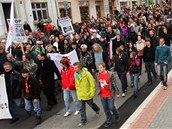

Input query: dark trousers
[9,98,23,119]
[80,99,100,124]
[100,96,119,124]
[138,56,143,75]
[117,72,128,93]
[46,94,57,106]
[145,62,157,83]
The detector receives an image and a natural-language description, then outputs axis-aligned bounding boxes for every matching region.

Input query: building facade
[0,0,111,39]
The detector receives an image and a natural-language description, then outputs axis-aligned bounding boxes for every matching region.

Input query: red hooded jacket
[61,66,76,90]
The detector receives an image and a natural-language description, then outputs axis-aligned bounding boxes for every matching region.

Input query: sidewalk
[34,71,148,129]
[120,70,172,129]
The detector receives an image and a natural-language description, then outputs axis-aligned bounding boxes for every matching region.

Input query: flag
[109,36,116,60]
[6,0,15,52]
[49,50,79,72]
[0,76,12,119]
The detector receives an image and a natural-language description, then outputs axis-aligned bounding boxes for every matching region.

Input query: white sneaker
[74,111,80,115]
[163,86,167,90]
[95,110,100,117]
[78,122,86,127]
[122,93,125,97]
[64,112,71,117]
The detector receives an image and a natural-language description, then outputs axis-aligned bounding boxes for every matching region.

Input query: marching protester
[95,63,120,128]
[32,41,45,56]
[128,52,140,98]
[37,53,61,111]
[114,47,128,97]
[92,43,109,73]
[112,34,125,54]
[25,44,37,62]
[60,59,80,117]
[155,38,171,90]
[21,69,42,125]
[143,40,157,86]
[149,30,159,48]
[79,44,93,73]
[136,35,145,75]
[73,62,100,127]
[3,62,23,123]
[13,53,37,78]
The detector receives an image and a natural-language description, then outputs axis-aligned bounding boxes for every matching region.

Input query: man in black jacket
[112,34,125,55]
[149,30,159,48]
[3,62,23,123]
[21,69,42,125]
[37,53,61,111]
[143,40,157,86]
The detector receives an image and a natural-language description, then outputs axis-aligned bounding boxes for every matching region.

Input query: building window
[58,2,72,18]
[79,1,89,21]
[31,3,49,21]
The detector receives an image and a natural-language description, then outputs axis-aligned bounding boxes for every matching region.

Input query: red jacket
[61,66,76,90]
[45,24,53,33]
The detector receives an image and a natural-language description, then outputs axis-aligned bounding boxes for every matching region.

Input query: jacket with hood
[74,68,96,101]
[61,65,76,90]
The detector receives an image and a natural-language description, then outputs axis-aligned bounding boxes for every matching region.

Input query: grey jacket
[95,71,119,97]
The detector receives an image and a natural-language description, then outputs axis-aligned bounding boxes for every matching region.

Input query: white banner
[6,0,15,51]
[58,17,74,36]
[49,50,79,72]
[109,36,116,60]
[0,76,12,119]
[7,19,27,43]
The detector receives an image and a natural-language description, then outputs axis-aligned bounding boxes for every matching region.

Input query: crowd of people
[0,1,171,128]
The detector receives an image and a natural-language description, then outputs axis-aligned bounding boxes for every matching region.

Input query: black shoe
[35,116,42,125]
[46,105,52,111]
[147,82,152,86]
[103,123,112,128]
[115,115,120,122]
[10,117,19,124]
[134,93,138,98]
[154,74,157,80]
[26,111,32,116]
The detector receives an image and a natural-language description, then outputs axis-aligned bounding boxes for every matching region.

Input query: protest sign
[58,17,75,36]
[7,19,27,43]
[0,76,12,119]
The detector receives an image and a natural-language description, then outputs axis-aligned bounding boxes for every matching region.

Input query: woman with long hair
[60,58,80,117]
[128,52,140,98]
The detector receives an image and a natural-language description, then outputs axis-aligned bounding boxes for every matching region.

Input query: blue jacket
[155,45,171,64]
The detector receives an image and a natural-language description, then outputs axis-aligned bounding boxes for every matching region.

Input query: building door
[2,3,11,31]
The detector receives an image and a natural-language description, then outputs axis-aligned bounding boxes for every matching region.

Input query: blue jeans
[100,96,119,124]
[80,99,100,124]
[63,89,80,112]
[131,73,139,95]
[24,99,41,117]
[157,63,168,86]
